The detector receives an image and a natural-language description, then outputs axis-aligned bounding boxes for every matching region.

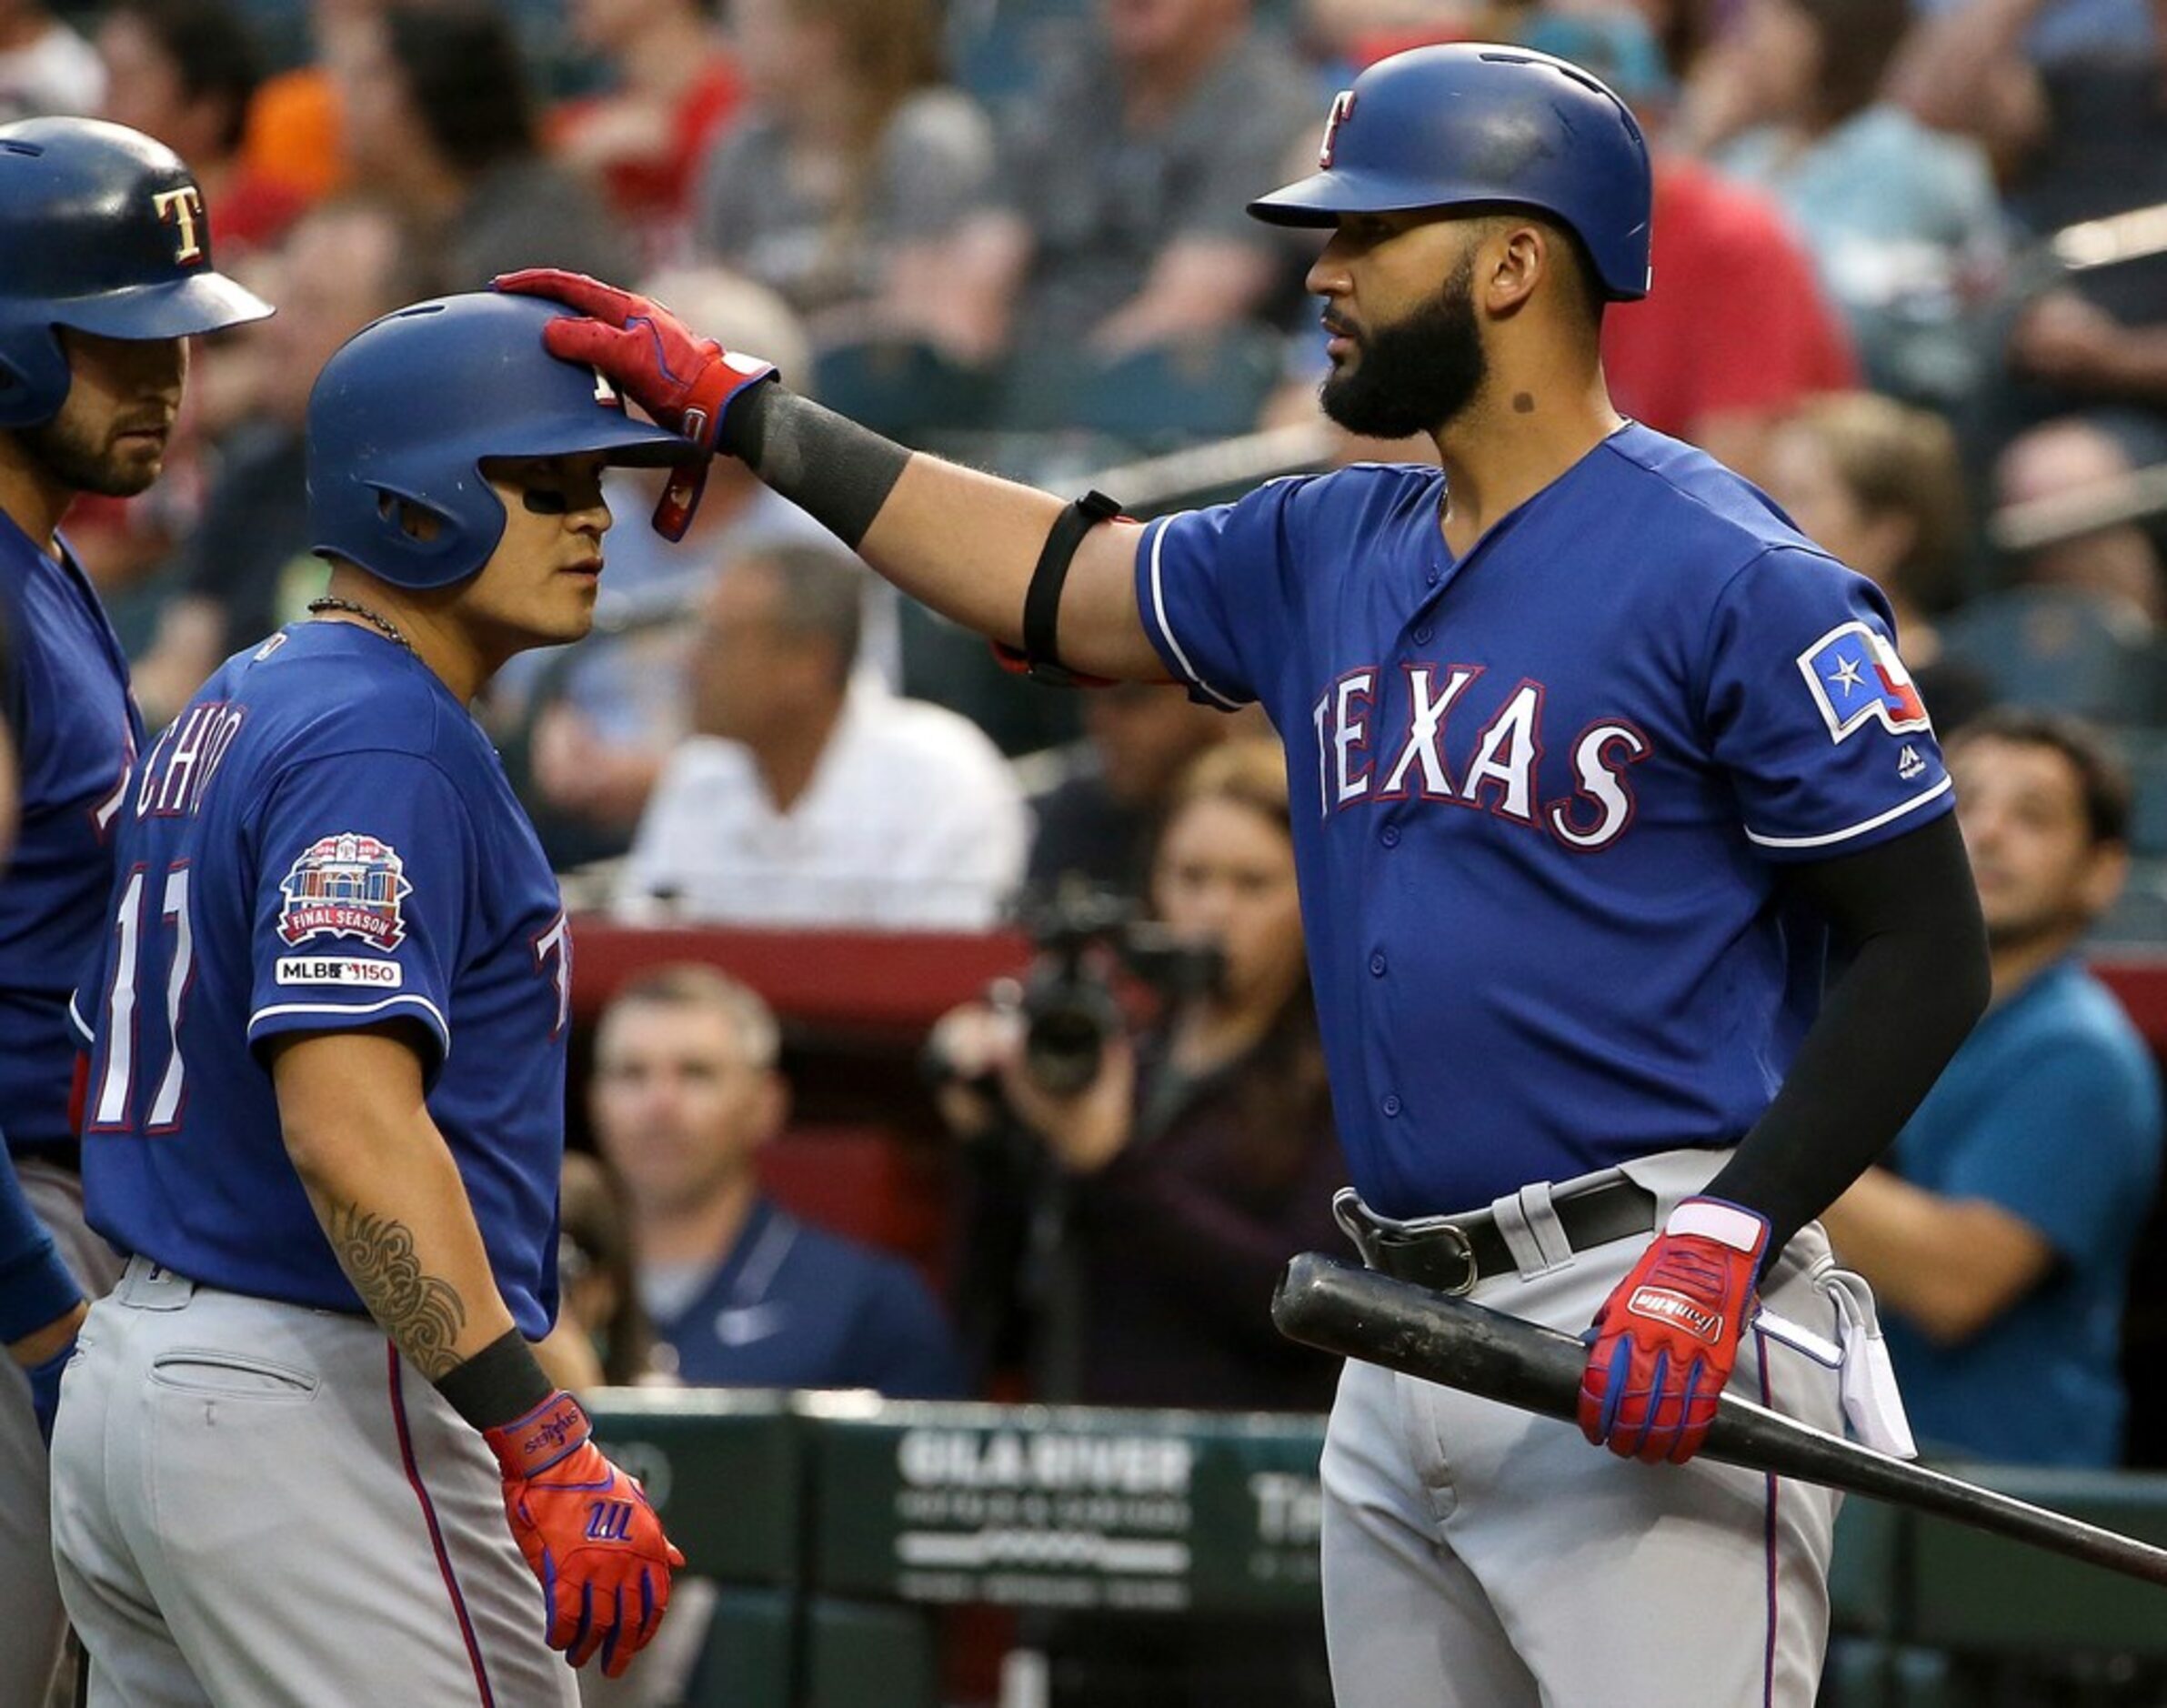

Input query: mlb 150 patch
[274,956,405,988]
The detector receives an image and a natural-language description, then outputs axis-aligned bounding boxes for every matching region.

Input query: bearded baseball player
[54,293,684,1703]
[506,41,1988,1704]
[0,116,270,1704]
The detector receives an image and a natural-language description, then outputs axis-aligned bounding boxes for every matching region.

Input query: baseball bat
[1272,1252,2167,1587]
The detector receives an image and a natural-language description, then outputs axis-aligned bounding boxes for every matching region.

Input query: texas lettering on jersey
[1311,663,1648,850]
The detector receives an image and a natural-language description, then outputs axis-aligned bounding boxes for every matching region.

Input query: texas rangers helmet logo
[150,186,207,265]
[277,831,414,951]
[1797,620,1931,742]
[1319,90,1357,167]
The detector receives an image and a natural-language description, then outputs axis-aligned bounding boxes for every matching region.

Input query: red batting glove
[493,268,778,539]
[1577,1196,1769,1465]
[483,1391,685,1678]
[493,268,775,455]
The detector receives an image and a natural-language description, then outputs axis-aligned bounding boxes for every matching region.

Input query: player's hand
[492,268,777,457]
[11,1298,86,1448]
[1577,1196,1769,1465]
[484,1391,685,1677]
[25,1333,75,1446]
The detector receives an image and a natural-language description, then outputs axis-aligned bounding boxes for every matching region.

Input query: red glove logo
[484,1392,686,1678]
[1578,1196,1768,1464]
[1626,1286,1722,1341]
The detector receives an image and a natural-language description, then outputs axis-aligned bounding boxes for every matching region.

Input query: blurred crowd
[19,0,2167,1469]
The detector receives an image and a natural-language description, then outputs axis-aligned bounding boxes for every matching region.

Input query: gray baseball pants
[50,1255,580,1708]
[1321,1149,1862,1708]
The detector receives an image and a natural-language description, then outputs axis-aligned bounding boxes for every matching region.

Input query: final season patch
[1796,620,1931,742]
[276,832,414,951]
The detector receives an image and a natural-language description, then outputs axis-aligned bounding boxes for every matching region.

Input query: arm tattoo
[324,1201,468,1379]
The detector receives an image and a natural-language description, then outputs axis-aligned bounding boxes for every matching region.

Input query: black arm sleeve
[1702,809,1990,1261]
[720,382,912,549]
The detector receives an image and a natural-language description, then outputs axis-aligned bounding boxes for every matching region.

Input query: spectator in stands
[504,266,835,866]
[235,0,376,206]
[1021,679,1230,904]
[944,0,1316,368]
[1993,415,2167,626]
[0,0,102,120]
[1763,391,1994,731]
[615,541,1028,928]
[96,0,303,256]
[548,0,738,267]
[936,738,1346,1412]
[1674,0,2005,407]
[1820,709,2162,1466]
[128,197,428,725]
[689,0,990,354]
[590,965,968,1395]
[1900,0,2167,438]
[336,0,626,288]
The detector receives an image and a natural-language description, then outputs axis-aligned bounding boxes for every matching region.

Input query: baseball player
[53,292,686,1703]
[0,116,270,1703]
[507,42,1991,1703]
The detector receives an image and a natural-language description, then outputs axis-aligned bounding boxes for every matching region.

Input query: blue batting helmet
[306,292,693,589]
[1249,44,1654,302]
[0,116,272,428]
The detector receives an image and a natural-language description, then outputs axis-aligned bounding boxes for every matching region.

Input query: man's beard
[1319,253,1488,441]
[19,413,162,499]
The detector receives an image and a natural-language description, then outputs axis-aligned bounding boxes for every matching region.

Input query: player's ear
[1481,221,1546,317]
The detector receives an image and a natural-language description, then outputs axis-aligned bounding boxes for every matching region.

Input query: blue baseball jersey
[1136,423,1953,1218]
[70,624,571,1335]
[0,513,143,1151]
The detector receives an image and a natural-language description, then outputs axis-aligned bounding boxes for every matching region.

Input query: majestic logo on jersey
[276,832,414,951]
[1319,89,1357,167]
[1311,664,1650,851]
[150,186,207,265]
[1797,621,1931,742]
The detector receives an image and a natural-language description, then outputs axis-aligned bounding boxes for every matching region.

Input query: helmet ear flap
[355,475,499,581]
[0,324,72,429]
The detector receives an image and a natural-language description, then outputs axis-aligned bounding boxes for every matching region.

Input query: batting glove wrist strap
[1576,1194,1770,1465]
[483,1389,591,1480]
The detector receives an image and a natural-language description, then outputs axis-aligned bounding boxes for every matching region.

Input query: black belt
[1335,1179,1657,1295]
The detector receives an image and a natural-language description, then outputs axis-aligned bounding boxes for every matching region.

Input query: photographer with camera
[934,738,1346,1413]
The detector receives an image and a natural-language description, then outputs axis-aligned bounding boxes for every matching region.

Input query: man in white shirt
[616,541,1028,929]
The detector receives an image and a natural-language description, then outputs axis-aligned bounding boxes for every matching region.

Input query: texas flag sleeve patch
[1796,620,1932,742]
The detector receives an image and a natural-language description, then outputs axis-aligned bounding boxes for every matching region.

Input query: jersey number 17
[86,861,196,1133]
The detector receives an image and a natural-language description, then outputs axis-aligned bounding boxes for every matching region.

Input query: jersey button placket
[1379,824,1400,848]
[1381,1093,1402,1118]
[1369,951,1388,977]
